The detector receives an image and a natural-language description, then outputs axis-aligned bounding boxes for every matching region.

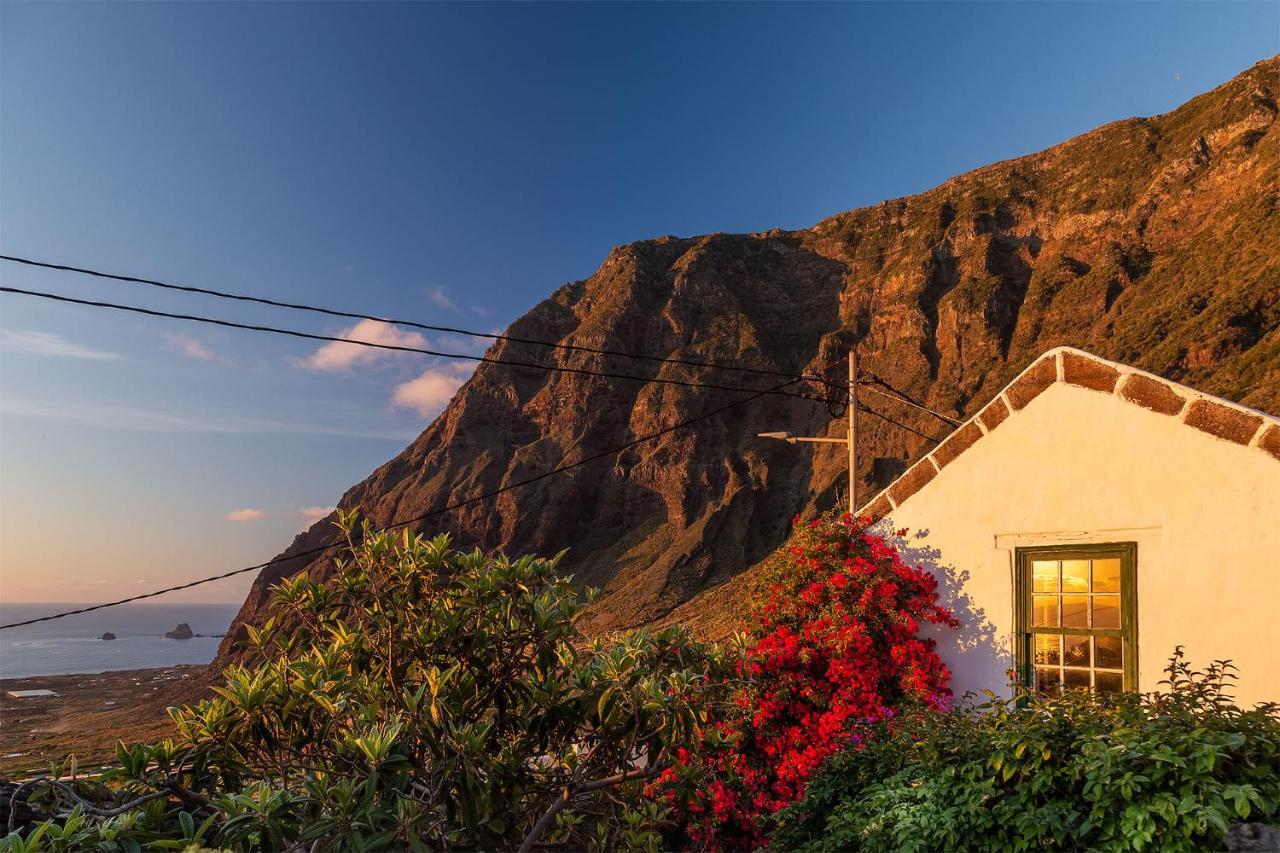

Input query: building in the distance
[860,347,1279,707]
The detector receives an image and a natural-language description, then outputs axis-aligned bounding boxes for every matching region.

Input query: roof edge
[856,346,1279,522]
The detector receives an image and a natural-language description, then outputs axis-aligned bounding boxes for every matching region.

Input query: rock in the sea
[164,623,194,640]
[100,632,116,641]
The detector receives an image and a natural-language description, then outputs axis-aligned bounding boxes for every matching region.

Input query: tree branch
[516,765,664,853]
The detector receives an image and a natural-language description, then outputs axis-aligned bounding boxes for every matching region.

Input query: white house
[858,347,1280,707]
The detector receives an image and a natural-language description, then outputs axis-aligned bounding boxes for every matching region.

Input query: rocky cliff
[219,57,1279,658]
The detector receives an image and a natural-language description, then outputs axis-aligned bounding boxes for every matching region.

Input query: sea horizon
[0,601,241,679]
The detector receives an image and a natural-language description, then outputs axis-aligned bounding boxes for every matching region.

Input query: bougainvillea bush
[771,651,1280,852]
[656,512,959,849]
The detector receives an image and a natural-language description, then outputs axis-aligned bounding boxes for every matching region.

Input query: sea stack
[164,623,194,640]
[100,632,116,641]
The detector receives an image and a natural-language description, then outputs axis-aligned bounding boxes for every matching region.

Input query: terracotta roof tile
[932,421,983,469]
[888,460,937,506]
[1119,373,1186,415]
[1183,398,1265,445]
[1062,351,1120,393]
[1259,425,1280,462]
[1005,356,1057,410]
[978,396,1010,431]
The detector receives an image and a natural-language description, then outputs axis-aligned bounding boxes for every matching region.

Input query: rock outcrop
[165,624,193,640]
[99,632,116,641]
[219,57,1279,659]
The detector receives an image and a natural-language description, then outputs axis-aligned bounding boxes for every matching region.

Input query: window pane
[1063,634,1091,668]
[1035,667,1061,693]
[1096,635,1123,669]
[1032,561,1059,592]
[1093,595,1121,629]
[1062,595,1089,628]
[1033,595,1059,627]
[1095,671,1124,693]
[1035,634,1061,665]
[1062,560,1090,593]
[1063,668,1090,689]
[1093,558,1121,593]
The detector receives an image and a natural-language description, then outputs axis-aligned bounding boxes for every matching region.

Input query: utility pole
[847,348,857,514]
[758,348,858,516]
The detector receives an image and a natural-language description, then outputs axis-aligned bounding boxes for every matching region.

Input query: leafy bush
[657,513,958,849]
[771,651,1280,852]
[2,513,731,851]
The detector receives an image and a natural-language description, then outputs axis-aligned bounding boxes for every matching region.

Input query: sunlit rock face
[219,58,1279,659]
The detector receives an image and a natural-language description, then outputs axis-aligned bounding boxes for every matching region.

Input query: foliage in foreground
[771,651,1280,852]
[2,513,731,851]
[655,513,959,849]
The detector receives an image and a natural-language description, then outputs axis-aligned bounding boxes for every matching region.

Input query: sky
[0,2,1276,605]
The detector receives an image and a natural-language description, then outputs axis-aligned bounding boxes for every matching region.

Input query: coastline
[0,665,214,779]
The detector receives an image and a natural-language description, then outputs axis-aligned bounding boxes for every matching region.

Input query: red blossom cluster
[656,512,958,849]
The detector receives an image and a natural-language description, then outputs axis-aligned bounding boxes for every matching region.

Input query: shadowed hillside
[220,56,1279,657]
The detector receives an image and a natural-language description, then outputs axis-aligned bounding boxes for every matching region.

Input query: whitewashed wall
[882,380,1280,707]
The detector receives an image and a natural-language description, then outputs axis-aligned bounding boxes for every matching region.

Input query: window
[1015,543,1136,693]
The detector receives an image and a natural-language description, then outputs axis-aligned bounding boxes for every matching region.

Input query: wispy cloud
[0,329,121,361]
[226,508,266,523]
[391,362,474,418]
[164,332,216,362]
[296,319,427,372]
[298,506,337,526]
[427,287,457,312]
[0,395,417,442]
[435,333,492,356]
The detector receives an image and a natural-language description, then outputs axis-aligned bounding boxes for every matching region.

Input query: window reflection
[1024,549,1131,696]
[1062,595,1089,628]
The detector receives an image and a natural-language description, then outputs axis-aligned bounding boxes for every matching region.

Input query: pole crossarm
[756,349,858,514]
[757,435,848,445]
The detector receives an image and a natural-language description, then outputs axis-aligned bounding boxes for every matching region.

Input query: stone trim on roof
[857,346,1280,521]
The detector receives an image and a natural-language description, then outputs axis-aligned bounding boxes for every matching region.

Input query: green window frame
[1015,542,1137,694]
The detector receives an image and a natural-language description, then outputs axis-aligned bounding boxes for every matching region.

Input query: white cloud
[391,363,474,418]
[427,287,457,311]
[0,329,121,361]
[299,506,337,523]
[164,333,215,362]
[297,319,427,372]
[226,508,266,523]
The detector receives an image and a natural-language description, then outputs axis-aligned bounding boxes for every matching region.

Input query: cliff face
[219,57,1279,658]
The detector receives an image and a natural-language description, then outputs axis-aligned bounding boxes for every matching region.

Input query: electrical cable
[858,375,962,427]
[855,399,946,444]
[0,253,841,392]
[0,286,829,403]
[0,376,806,629]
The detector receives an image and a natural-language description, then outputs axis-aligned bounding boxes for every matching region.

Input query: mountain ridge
[219,56,1279,658]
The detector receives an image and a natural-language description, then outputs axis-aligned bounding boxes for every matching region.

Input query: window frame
[1014,542,1138,693]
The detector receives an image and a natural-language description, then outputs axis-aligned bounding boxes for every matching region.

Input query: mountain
[219,57,1279,658]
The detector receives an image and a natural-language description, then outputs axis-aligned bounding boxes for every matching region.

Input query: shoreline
[0,665,214,779]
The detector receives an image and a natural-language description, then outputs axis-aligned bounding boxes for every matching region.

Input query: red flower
[662,512,957,849]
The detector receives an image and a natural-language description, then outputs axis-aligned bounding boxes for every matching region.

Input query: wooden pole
[848,348,857,516]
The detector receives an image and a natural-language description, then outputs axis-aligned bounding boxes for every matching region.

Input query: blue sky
[1,2,1276,603]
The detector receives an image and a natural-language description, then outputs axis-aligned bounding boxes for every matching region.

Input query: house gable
[859,346,1280,521]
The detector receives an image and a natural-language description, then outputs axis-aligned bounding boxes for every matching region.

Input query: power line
[0,376,804,630]
[858,376,963,427]
[0,286,829,403]
[856,399,946,444]
[0,253,840,391]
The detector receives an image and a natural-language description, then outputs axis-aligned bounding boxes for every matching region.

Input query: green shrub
[771,651,1280,852]
[2,513,731,851]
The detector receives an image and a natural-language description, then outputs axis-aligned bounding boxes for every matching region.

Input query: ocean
[0,602,241,679]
